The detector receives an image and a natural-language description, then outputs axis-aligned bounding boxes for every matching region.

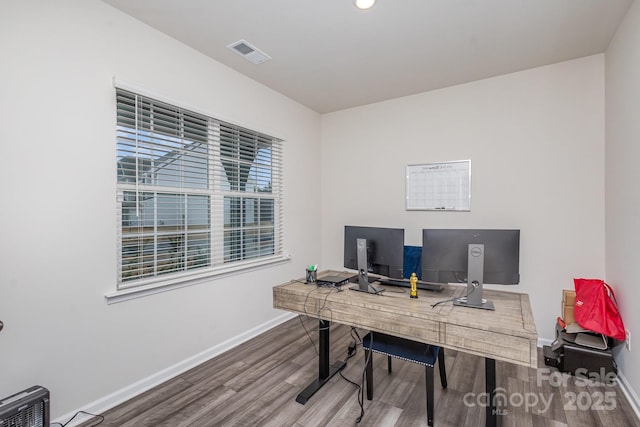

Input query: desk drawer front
[444,324,531,364]
[337,309,440,344]
[273,287,440,344]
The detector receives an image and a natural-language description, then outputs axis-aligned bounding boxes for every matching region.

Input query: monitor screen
[421,229,520,284]
[344,226,404,279]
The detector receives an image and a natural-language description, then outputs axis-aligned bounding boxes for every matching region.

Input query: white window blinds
[116,88,283,289]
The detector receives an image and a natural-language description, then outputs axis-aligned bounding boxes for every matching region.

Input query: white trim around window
[107,79,288,303]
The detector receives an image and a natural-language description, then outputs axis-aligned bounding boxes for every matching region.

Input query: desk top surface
[273,270,538,368]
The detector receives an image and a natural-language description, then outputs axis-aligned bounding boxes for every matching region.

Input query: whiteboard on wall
[405,160,471,211]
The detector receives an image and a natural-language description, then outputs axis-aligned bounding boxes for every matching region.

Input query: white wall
[320,55,606,343]
[605,0,640,407]
[0,0,321,419]
[2,0,635,420]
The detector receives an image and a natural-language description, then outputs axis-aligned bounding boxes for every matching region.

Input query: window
[116,88,283,290]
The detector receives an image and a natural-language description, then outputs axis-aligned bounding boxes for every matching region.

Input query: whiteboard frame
[405,160,471,211]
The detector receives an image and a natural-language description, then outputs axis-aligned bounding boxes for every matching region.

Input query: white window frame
[107,83,286,303]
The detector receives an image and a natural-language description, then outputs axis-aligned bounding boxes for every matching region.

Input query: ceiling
[102,0,633,114]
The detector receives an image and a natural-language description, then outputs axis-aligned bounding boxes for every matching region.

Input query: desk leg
[485,358,501,427]
[295,319,347,404]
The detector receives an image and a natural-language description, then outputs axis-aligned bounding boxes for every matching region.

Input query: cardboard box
[562,289,576,325]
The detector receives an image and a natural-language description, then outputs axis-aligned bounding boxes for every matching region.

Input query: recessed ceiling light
[354,0,376,10]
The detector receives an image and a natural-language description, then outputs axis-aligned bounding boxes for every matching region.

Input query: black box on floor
[562,342,617,381]
[543,345,560,368]
[545,322,618,383]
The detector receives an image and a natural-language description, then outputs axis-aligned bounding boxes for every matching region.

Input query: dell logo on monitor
[470,246,484,258]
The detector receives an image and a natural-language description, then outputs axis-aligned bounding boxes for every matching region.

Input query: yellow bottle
[409,272,418,299]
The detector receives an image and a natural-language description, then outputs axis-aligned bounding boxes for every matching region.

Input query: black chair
[363,332,447,426]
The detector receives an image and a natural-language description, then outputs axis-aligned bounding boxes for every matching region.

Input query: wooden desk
[273,271,538,426]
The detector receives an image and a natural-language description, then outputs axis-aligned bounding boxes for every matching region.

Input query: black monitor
[344,226,404,293]
[422,229,520,310]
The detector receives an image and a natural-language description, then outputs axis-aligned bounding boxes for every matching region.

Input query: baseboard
[615,368,640,421]
[53,312,297,427]
[538,337,553,347]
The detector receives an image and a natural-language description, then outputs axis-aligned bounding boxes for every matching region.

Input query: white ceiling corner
[101,0,633,114]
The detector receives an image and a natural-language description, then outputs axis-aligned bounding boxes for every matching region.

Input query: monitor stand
[349,238,383,294]
[454,244,495,310]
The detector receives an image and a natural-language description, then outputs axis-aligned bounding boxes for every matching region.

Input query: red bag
[573,278,626,341]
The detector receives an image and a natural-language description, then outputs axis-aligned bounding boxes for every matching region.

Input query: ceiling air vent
[227,40,271,64]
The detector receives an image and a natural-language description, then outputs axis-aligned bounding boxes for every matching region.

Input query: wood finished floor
[78,316,640,427]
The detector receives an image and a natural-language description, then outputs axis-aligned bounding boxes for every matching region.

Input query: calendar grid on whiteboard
[405,160,471,211]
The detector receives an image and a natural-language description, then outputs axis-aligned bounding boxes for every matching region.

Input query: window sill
[104,255,290,304]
